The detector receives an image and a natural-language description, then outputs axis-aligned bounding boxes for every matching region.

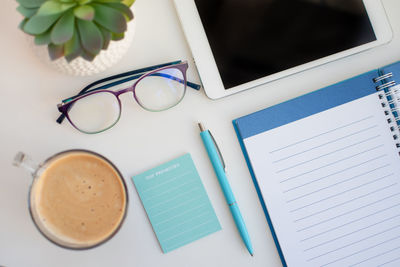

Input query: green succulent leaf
[92,3,127,33]
[64,29,83,62]
[73,5,95,21]
[23,13,62,35]
[78,0,92,4]
[48,43,64,60]
[93,0,122,3]
[17,6,38,18]
[77,19,103,55]
[16,0,46,9]
[111,32,124,41]
[121,0,135,7]
[51,10,75,44]
[81,49,96,61]
[18,18,29,31]
[37,1,76,16]
[105,3,133,21]
[96,24,111,49]
[34,29,52,45]
[60,0,75,2]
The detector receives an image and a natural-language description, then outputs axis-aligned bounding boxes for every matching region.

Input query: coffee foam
[30,152,126,247]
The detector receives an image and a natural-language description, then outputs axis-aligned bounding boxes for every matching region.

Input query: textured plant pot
[28,18,136,76]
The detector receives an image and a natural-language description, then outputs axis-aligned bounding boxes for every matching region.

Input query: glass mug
[13,149,128,249]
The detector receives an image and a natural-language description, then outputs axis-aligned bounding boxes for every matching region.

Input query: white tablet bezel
[173,0,393,99]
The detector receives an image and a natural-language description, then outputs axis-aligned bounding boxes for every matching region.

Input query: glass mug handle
[13,152,39,175]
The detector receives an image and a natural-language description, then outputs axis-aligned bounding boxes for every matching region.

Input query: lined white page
[244,92,400,266]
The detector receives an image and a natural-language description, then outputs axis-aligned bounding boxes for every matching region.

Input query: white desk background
[1,0,400,266]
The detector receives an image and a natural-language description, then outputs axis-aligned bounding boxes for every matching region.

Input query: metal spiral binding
[373,72,400,152]
[373,72,393,83]
[376,80,396,91]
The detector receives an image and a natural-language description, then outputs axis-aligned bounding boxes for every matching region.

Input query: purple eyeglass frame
[57,61,199,134]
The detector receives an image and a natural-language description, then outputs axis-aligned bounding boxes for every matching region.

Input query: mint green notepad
[132,153,221,253]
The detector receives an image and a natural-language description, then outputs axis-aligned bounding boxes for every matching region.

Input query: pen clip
[208,130,226,172]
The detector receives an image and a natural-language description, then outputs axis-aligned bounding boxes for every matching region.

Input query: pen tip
[198,122,205,132]
[250,253,254,257]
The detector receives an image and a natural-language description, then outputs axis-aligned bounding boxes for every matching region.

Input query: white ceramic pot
[28,18,136,76]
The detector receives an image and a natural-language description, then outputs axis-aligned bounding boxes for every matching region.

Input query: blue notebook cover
[233,61,400,266]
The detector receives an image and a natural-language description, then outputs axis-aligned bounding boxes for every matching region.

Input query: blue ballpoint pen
[198,122,254,256]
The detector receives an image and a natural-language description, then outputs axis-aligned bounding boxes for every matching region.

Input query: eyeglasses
[56,60,201,134]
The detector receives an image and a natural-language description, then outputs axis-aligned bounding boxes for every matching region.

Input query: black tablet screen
[194,0,376,89]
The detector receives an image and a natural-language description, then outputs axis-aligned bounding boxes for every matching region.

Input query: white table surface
[1,0,400,266]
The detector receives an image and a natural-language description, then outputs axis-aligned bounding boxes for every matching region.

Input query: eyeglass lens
[66,67,186,133]
[67,92,121,134]
[135,67,186,111]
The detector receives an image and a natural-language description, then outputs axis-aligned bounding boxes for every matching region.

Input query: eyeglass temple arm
[74,60,201,96]
[72,72,200,97]
[80,72,198,94]
[56,61,201,124]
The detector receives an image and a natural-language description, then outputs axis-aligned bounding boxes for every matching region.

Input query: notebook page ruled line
[296,187,398,232]
[269,115,374,154]
[288,174,394,211]
[286,163,390,199]
[350,246,400,267]
[376,256,400,266]
[319,236,400,267]
[293,183,397,222]
[243,92,400,266]
[303,214,400,251]
[281,155,387,185]
[276,135,381,173]
[299,204,400,242]
[308,225,400,262]
[272,125,378,164]
[276,144,384,177]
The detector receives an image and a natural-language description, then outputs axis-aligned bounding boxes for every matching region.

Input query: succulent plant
[17,0,135,62]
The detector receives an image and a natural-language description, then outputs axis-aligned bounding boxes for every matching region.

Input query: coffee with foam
[29,151,127,248]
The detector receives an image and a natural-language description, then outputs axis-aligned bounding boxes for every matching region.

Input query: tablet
[173,0,393,99]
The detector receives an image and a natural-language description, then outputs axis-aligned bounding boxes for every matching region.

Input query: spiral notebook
[233,61,400,267]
